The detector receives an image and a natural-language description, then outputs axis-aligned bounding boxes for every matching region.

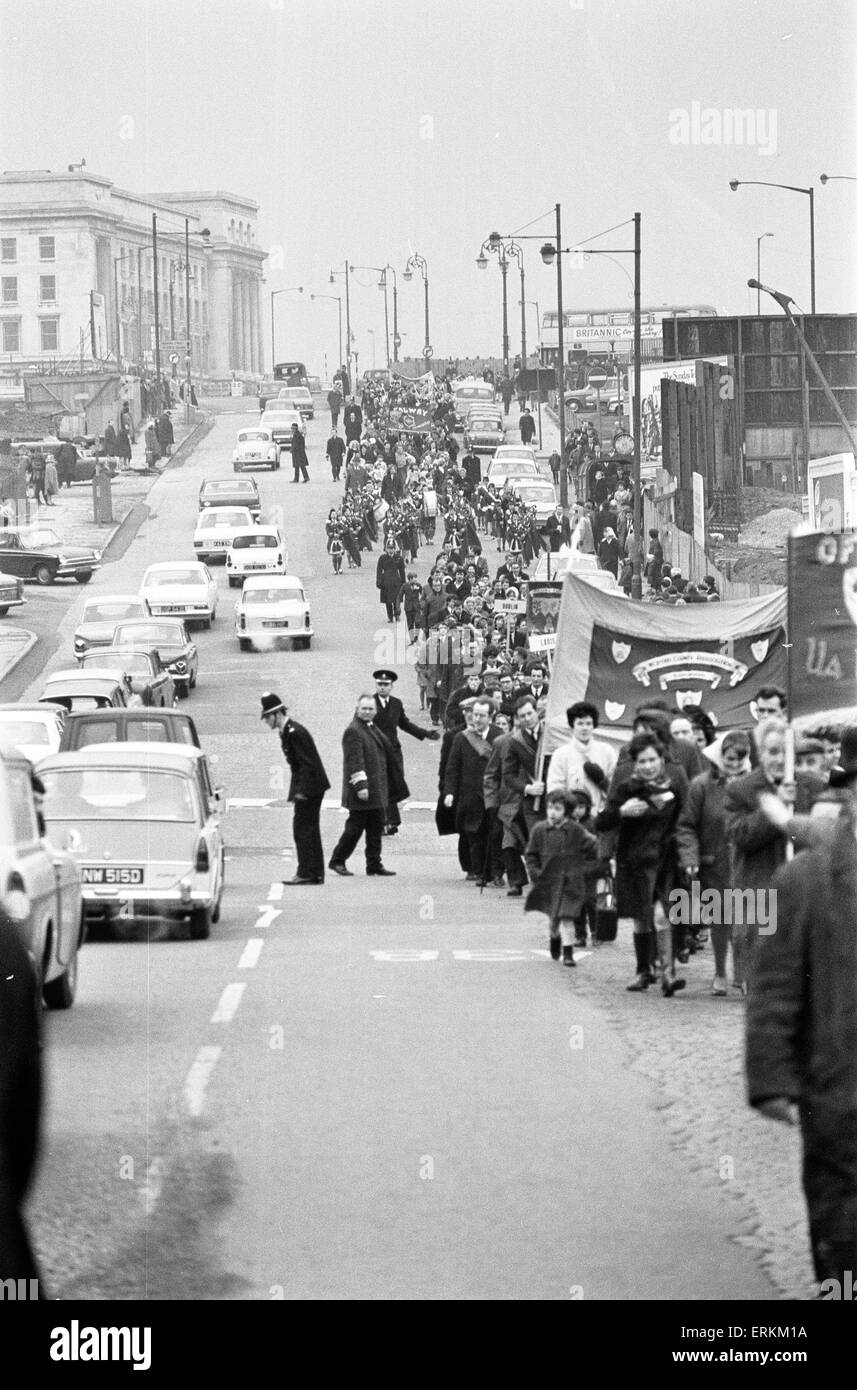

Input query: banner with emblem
[542,572,787,753]
[787,529,857,721]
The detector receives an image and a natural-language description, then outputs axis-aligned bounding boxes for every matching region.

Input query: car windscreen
[71,718,193,747]
[204,482,253,495]
[244,587,302,603]
[145,570,205,586]
[493,461,538,476]
[19,529,60,547]
[82,600,145,623]
[239,432,269,442]
[114,624,183,645]
[198,511,248,529]
[0,720,51,746]
[41,767,197,821]
[232,534,278,549]
[515,487,553,502]
[88,653,150,675]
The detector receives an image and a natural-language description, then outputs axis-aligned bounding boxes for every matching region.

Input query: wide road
[27,404,778,1301]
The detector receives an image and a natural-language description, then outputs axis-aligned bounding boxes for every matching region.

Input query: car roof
[242,574,303,588]
[45,668,123,684]
[0,702,66,717]
[62,708,195,725]
[143,560,208,572]
[81,593,143,606]
[201,477,258,489]
[114,618,185,630]
[40,743,207,770]
[196,506,253,519]
[231,525,279,536]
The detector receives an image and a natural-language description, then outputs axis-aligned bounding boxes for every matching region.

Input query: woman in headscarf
[597,526,620,578]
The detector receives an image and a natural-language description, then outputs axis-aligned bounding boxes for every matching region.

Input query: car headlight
[58,553,69,565]
[74,636,85,650]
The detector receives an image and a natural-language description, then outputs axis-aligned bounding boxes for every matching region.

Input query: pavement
[22,404,816,1302]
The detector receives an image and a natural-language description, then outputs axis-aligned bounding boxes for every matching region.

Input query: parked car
[39,743,225,939]
[0,702,67,763]
[0,570,25,616]
[0,524,101,585]
[139,561,218,628]
[235,575,313,650]
[111,619,198,696]
[0,749,84,1008]
[199,477,261,519]
[192,506,256,562]
[38,670,128,713]
[226,526,288,586]
[60,708,201,752]
[232,427,279,473]
[464,411,505,455]
[259,406,305,452]
[73,594,150,658]
[276,385,314,419]
[78,649,176,708]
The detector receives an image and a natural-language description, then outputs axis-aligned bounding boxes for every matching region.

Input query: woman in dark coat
[645,529,664,589]
[116,423,132,465]
[420,574,448,635]
[290,425,309,482]
[597,527,621,578]
[376,541,406,622]
[598,731,688,995]
[156,410,174,455]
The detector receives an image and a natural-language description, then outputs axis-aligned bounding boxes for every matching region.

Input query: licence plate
[262,620,288,628]
[157,605,185,613]
[81,865,144,885]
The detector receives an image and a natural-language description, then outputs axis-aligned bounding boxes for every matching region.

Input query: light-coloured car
[39,743,225,939]
[192,506,256,562]
[453,381,496,426]
[232,427,279,473]
[38,670,129,713]
[111,620,199,696]
[491,444,538,469]
[235,575,313,651]
[73,594,150,658]
[78,649,176,708]
[487,459,541,489]
[276,385,314,419]
[259,406,305,452]
[0,569,25,616]
[0,703,66,763]
[508,478,558,523]
[464,411,505,454]
[225,527,288,587]
[140,561,218,628]
[0,750,84,1007]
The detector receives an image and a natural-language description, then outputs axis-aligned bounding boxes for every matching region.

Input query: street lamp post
[476,236,519,378]
[820,174,857,184]
[310,294,343,374]
[350,265,391,369]
[756,233,774,314]
[523,299,543,446]
[381,266,399,362]
[403,254,430,373]
[151,214,163,416]
[329,264,353,390]
[730,179,815,313]
[270,286,304,374]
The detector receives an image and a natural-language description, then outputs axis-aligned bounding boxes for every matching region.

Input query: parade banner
[788,529,857,721]
[526,582,563,638]
[542,573,787,753]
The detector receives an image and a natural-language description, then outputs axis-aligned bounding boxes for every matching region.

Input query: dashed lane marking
[267,883,284,901]
[238,938,265,969]
[254,906,282,929]
[369,948,593,963]
[183,1046,222,1116]
[210,982,246,1023]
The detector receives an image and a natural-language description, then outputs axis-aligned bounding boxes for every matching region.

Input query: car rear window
[244,587,302,603]
[233,534,278,549]
[42,768,196,821]
[0,720,51,746]
[198,511,248,529]
[82,601,145,622]
[145,569,205,586]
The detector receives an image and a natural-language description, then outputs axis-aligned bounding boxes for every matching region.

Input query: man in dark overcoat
[746,754,857,1290]
[261,692,330,884]
[443,697,501,883]
[329,694,406,876]
[497,694,545,895]
[372,668,439,834]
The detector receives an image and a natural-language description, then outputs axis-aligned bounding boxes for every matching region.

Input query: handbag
[593,875,618,942]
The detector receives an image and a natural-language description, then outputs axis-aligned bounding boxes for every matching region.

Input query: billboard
[788,529,857,721]
[806,452,857,533]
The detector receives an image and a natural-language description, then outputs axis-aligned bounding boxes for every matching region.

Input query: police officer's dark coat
[373,693,432,794]
[280,719,330,801]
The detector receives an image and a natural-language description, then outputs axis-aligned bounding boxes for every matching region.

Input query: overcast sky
[2,0,855,374]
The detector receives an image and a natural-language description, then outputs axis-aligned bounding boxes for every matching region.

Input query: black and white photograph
[0,0,856,1360]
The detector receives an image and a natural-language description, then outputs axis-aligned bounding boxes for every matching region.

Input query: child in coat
[400,571,424,644]
[565,788,609,948]
[330,533,344,574]
[525,790,598,967]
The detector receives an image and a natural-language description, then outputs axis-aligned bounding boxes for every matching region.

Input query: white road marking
[238,938,264,969]
[210,982,246,1023]
[183,1046,222,1116]
[368,949,592,963]
[254,906,282,929]
[267,883,284,901]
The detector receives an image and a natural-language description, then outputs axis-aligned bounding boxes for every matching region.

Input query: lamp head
[540,243,556,266]
[329,271,335,284]
[820,173,828,184]
[487,232,502,247]
[729,179,740,192]
[200,227,211,241]
[403,267,413,282]
[476,253,488,270]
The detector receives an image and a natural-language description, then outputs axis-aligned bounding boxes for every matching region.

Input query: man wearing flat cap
[371,668,440,836]
[260,692,330,885]
[747,723,857,1293]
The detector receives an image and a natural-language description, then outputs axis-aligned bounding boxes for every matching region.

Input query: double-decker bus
[539,305,717,382]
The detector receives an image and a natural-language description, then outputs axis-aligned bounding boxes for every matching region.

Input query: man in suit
[372,668,440,835]
[443,697,502,884]
[329,694,405,876]
[261,692,330,885]
[498,694,546,896]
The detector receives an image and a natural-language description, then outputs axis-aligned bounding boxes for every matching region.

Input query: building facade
[0,169,266,380]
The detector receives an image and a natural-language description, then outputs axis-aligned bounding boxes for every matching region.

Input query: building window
[39,275,56,303]
[1,276,17,304]
[1,319,20,352]
[39,318,59,352]
[39,235,55,261]
[1,238,16,263]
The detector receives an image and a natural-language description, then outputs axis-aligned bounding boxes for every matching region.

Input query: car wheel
[34,563,54,585]
[75,572,93,585]
[201,617,211,631]
[43,940,78,1010]
[238,637,252,652]
[228,577,239,589]
[0,606,8,618]
[176,683,188,700]
[189,907,211,940]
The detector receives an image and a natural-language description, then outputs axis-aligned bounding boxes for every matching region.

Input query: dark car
[198,477,261,519]
[78,648,176,708]
[111,619,199,696]
[0,524,101,585]
[59,707,201,752]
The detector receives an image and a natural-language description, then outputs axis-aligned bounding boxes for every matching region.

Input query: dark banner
[526,582,563,636]
[583,622,787,728]
[788,530,857,718]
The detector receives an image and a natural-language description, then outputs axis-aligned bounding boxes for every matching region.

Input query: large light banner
[542,574,787,753]
[788,530,857,722]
